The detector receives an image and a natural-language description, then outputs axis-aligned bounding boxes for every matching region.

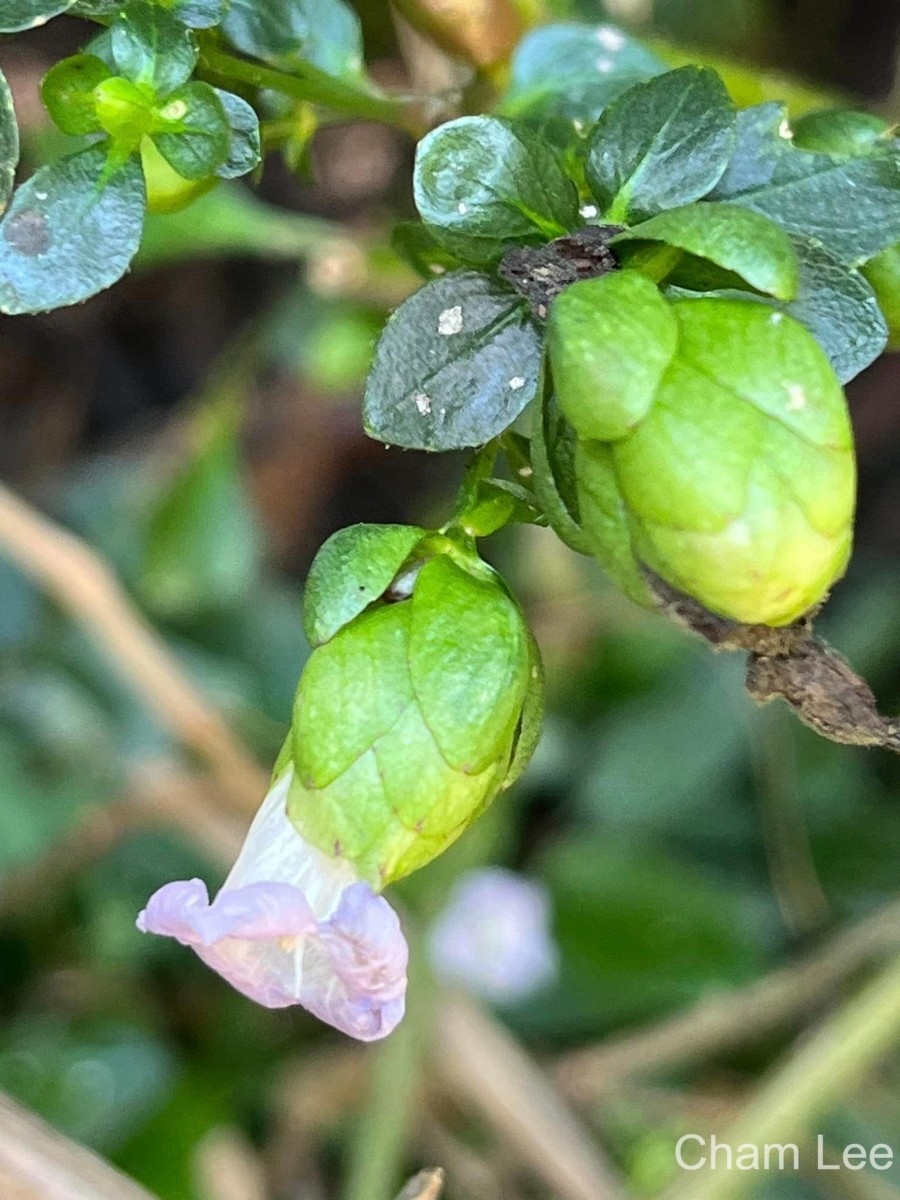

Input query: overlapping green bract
[548,273,856,625]
[285,527,541,886]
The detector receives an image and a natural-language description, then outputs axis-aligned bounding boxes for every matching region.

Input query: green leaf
[863,242,900,351]
[791,108,894,158]
[456,478,544,538]
[781,235,888,383]
[213,90,261,179]
[364,270,543,452]
[585,67,736,223]
[575,298,855,625]
[152,82,230,180]
[613,202,799,301]
[413,116,580,265]
[502,22,666,127]
[408,556,530,773]
[222,0,364,79]
[530,391,594,556]
[392,221,462,279]
[0,67,18,217]
[0,0,72,31]
[303,524,427,647]
[111,5,198,97]
[548,270,678,441]
[174,0,228,28]
[711,103,900,265]
[41,55,111,137]
[0,147,146,315]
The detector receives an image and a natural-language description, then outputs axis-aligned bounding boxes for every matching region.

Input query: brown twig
[557,892,900,1103]
[0,1091,160,1200]
[0,481,268,817]
[646,573,900,753]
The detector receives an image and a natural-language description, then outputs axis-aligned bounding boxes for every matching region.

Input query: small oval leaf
[585,67,736,223]
[0,147,146,314]
[364,270,543,451]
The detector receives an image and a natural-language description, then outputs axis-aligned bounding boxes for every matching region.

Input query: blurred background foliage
[1,1,900,1198]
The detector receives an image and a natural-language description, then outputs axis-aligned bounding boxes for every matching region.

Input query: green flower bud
[547,271,856,626]
[287,526,541,887]
[93,76,154,146]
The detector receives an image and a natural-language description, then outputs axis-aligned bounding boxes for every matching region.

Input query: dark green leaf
[530,391,594,555]
[502,22,666,127]
[364,270,543,451]
[614,201,799,301]
[791,108,894,158]
[413,116,580,265]
[585,67,736,223]
[222,0,364,79]
[303,524,426,647]
[213,89,261,179]
[0,0,72,31]
[152,82,230,180]
[0,67,18,216]
[41,55,111,137]
[111,5,198,97]
[0,147,146,315]
[781,236,888,384]
[408,556,530,773]
[392,221,462,279]
[711,103,900,265]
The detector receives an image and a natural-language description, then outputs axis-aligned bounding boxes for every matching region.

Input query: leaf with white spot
[364,270,543,451]
[502,22,665,128]
[414,116,580,266]
[0,68,18,216]
[0,147,146,314]
[711,103,900,266]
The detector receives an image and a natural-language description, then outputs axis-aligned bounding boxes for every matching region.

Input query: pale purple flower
[428,867,558,1003]
[136,769,408,1041]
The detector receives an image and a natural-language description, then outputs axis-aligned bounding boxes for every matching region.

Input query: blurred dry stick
[437,991,631,1200]
[394,1168,445,1200]
[0,1091,160,1200]
[658,953,900,1200]
[558,891,900,1102]
[0,481,267,818]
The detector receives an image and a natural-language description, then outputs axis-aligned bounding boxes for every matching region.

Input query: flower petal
[321,881,409,1002]
[136,769,409,1038]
